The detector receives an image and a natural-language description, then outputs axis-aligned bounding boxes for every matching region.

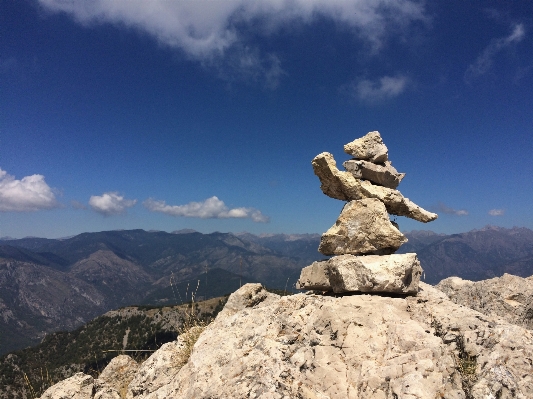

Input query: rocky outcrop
[436,274,533,330]
[40,373,94,399]
[318,198,407,256]
[38,282,533,398]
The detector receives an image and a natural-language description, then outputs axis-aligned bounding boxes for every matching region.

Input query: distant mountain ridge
[0,229,323,354]
[400,225,533,284]
[2,226,533,355]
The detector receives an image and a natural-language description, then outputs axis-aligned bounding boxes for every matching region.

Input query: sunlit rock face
[318,198,407,256]
[42,283,533,399]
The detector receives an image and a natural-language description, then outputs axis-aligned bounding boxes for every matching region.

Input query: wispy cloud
[89,192,137,216]
[0,168,59,212]
[433,202,468,216]
[465,23,525,82]
[144,196,269,223]
[488,209,505,216]
[37,0,427,86]
[71,200,87,210]
[346,75,409,102]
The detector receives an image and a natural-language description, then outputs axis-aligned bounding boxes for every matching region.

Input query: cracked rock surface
[436,274,533,330]
[39,283,533,399]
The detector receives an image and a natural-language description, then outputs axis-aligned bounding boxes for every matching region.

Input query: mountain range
[1,226,533,355]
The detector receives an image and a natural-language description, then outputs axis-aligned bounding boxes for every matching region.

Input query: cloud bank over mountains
[144,196,269,223]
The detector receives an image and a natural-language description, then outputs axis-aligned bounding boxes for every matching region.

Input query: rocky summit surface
[40,281,533,399]
[436,273,533,330]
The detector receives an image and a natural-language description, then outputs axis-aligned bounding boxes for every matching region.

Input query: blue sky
[1,0,532,239]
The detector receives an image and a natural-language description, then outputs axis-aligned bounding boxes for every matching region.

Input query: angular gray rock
[297,253,422,294]
[125,282,533,399]
[39,372,94,399]
[318,198,407,256]
[343,131,389,163]
[312,152,438,222]
[295,260,331,291]
[436,274,533,330]
[343,159,405,189]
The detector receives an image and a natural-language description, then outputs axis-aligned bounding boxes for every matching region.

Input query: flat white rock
[297,253,422,294]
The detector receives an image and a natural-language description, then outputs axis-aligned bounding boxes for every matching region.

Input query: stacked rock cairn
[296,131,438,295]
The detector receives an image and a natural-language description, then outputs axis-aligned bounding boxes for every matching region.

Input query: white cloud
[89,192,137,216]
[37,0,427,86]
[488,209,505,216]
[0,168,59,212]
[465,23,525,82]
[144,196,269,223]
[434,202,468,216]
[349,75,408,102]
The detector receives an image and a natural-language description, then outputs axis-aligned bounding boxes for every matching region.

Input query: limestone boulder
[343,131,388,163]
[295,260,331,291]
[327,253,422,294]
[343,159,405,189]
[296,253,422,294]
[312,152,438,223]
[318,198,407,256]
[39,372,94,399]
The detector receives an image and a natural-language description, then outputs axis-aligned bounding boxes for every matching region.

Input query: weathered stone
[39,372,94,399]
[343,159,405,189]
[328,253,422,294]
[94,387,121,399]
[312,152,438,223]
[436,274,533,330]
[312,151,365,201]
[296,253,422,294]
[343,131,388,163]
[95,355,138,399]
[359,179,437,222]
[124,282,533,399]
[295,260,331,291]
[216,282,279,319]
[318,198,407,256]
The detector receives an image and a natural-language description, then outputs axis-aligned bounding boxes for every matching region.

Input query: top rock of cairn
[343,130,389,163]
[297,131,437,295]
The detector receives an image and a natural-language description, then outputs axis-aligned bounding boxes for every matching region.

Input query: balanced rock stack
[296,131,438,295]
